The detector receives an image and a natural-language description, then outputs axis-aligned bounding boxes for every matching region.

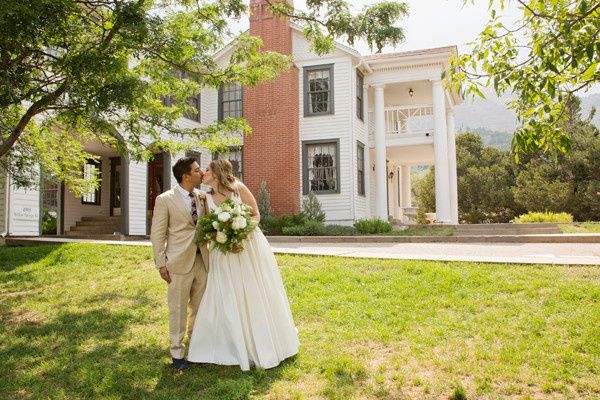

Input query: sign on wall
[12,206,39,221]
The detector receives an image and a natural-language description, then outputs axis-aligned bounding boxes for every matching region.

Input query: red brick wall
[243,0,301,215]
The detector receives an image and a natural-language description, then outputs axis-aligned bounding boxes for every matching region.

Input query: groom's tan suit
[150,187,209,359]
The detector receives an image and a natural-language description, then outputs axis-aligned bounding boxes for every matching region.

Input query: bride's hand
[232,246,242,254]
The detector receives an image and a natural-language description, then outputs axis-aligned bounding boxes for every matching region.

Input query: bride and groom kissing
[150,156,299,372]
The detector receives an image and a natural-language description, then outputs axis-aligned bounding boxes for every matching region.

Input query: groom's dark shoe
[172,358,189,371]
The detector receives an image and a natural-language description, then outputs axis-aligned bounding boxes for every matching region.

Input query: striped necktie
[188,192,198,224]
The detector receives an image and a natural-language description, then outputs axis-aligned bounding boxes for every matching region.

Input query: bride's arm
[237,182,260,223]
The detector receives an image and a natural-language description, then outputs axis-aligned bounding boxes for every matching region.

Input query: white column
[373,83,388,220]
[432,80,451,223]
[446,109,459,224]
[401,165,411,208]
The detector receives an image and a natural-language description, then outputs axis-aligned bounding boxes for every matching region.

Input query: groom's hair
[173,156,198,183]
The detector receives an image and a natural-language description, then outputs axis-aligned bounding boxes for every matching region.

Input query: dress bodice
[206,191,241,211]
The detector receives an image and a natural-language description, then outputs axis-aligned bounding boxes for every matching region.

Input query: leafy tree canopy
[0,0,406,193]
[449,0,600,159]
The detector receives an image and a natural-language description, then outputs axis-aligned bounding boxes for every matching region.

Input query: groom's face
[185,161,203,186]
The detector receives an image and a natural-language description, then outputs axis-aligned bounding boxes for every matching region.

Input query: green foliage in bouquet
[196,198,257,253]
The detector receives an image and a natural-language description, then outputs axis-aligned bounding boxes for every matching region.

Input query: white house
[0,0,461,238]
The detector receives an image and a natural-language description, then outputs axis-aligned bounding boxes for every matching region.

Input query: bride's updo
[210,159,237,194]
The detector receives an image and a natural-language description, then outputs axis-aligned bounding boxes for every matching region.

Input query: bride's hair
[209,159,237,195]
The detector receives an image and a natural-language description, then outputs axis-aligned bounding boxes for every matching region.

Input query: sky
[229,0,599,95]
[231,0,524,56]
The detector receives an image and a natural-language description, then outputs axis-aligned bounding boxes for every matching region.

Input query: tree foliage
[0,0,406,193]
[449,0,600,158]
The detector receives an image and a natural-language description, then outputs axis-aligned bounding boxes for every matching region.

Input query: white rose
[215,207,222,214]
[222,204,231,211]
[212,221,219,230]
[216,231,228,243]
[231,216,248,230]
[217,212,231,222]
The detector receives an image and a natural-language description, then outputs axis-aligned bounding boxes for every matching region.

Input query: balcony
[368,104,434,141]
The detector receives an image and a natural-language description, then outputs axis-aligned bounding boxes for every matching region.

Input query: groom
[150,156,209,371]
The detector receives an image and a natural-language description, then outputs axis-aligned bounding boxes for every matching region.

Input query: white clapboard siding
[0,173,8,235]
[294,32,356,223]
[9,171,41,236]
[0,172,6,234]
[63,157,112,232]
[353,65,369,219]
[127,160,147,235]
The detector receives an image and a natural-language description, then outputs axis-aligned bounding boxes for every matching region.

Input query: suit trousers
[167,253,208,359]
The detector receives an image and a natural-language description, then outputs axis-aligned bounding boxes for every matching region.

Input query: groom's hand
[158,266,171,284]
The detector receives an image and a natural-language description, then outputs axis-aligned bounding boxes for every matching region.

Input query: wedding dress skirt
[187,227,299,371]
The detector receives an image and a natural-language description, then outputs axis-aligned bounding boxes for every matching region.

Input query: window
[303,64,334,116]
[213,146,243,180]
[82,159,101,205]
[357,141,365,195]
[302,140,340,194]
[161,93,201,122]
[356,71,364,121]
[160,70,201,122]
[183,94,201,122]
[218,83,243,120]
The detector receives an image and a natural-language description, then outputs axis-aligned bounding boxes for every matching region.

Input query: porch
[365,81,459,224]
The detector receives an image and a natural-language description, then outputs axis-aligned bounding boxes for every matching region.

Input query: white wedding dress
[187,193,300,371]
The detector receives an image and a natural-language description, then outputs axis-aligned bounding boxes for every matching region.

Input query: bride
[187,159,299,370]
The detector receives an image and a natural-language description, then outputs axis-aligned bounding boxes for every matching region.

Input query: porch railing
[368,104,434,138]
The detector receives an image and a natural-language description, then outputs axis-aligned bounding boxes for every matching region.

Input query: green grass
[559,222,600,234]
[1,244,599,399]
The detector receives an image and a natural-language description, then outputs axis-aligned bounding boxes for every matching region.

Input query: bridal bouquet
[196,198,257,253]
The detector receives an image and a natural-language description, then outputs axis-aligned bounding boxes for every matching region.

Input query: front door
[109,157,121,216]
[148,153,164,214]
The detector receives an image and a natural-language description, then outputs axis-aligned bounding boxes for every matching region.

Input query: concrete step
[455,223,561,236]
[75,220,121,228]
[61,233,125,240]
[68,225,121,234]
[80,216,121,223]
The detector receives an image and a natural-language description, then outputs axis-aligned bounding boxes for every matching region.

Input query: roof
[363,45,458,62]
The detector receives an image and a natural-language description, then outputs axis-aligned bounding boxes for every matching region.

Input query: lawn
[559,222,600,234]
[0,244,598,399]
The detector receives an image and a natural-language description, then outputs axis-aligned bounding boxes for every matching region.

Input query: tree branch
[0,80,69,157]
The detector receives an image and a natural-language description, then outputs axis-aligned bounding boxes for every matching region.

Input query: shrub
[354,218,392,234]
[282,220,324,236]
[512,211,573,223]
[256,180,273,219]
[260,213,306,235]
[321,224,357,236]
[302,191,326,222]
[42,210,57,235]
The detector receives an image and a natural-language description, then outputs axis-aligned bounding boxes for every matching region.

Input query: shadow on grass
[0,295,288,400]
[0,244,61,272]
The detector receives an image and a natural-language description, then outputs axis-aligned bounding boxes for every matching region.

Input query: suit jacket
[150,188,209,275]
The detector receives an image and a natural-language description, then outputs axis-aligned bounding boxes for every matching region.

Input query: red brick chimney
[243,0,300,215]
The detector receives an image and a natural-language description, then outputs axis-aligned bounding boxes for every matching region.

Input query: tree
[449,0,600,158]
[513,97,600,220]
[0,0,406,193]
[512,162,572,213]
[257,180,274,219]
